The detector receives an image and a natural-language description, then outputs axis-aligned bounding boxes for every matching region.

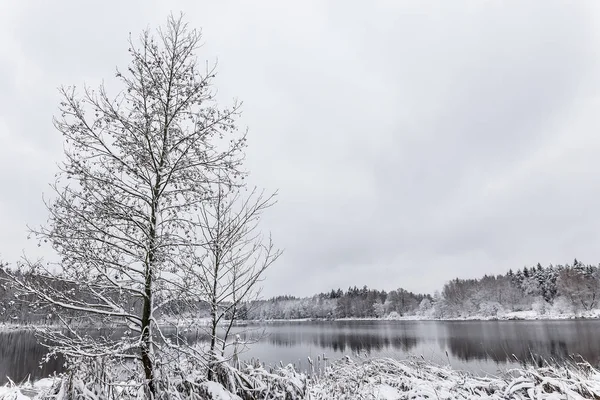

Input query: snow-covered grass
[5,356,600,399]
[309,357,600,399]
[0,377,58,400]
[0,386,29,400]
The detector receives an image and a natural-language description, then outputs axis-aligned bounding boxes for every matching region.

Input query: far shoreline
[237,308,600,323]
[2,309,599,332]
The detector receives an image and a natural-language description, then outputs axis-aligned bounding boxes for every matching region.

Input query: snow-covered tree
[7,15,246,396]
[538,264,559,304]
[531,297,548,315]
[197,184,281,380]
[441,278,477,317]
[418,298,432,316]
[521,276,541,297]
[478,301,504,317]
[557,263,600,312]
[373,301,385,318]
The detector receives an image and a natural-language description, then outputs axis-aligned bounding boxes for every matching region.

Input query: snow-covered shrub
[550,296,574,315]
[37,353,307,400]
[198,381,242,400]
[386,311,401,320]
[23,355,600,400]
[532,297,549,316]
[198,355,308,400]
[431,302,447,319]
[418,298,432,316]
[373,301,386,318]
[308,357,600,399]
[0,383,30,400]
[478,301,504,317]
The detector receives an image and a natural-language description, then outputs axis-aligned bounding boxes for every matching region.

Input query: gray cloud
[2,1,600,297]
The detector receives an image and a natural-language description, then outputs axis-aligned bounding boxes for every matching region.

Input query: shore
[236,308,600,324]
[3,356,600,400]
[2,308,599,332]
[308,357,600,399]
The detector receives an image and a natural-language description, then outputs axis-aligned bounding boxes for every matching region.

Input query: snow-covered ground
[441,309,593,321]
[339,308,600,321]
[0,378,56,400]
[4,357,600,399]
[432,307,600,321]
[308,357,600,399]
[234,307,600,324]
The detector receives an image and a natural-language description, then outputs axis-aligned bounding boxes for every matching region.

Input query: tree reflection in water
[2,320,600,384]
[444,320,600,366]
[263,330,418,354]
[0,330,64,385]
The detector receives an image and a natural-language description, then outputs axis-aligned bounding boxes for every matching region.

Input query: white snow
[308,357,600,399]
[31,379,56,390]
[200,381,242,400]
[0,386,29,400]
[6,355,600,399]
[374,384,401,400]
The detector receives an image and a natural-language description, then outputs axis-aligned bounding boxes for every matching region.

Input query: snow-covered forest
[242,259,600,320]
[3,259,599,325]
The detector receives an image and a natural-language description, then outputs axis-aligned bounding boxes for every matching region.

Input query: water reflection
[2,320,600,384]
[262,329,418,354]
[0,330,64,385]
[444,321,600,366]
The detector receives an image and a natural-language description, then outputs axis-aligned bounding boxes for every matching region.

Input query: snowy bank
[4,357,600,399]
[429,307,600,321]
[237,307,600,324]
[335,307,600,322]
[309,357,600,399]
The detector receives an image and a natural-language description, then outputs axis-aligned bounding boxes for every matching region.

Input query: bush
[532,297,549,316]
[478,301,504,317]
[550,297,574,315]
[386,311,401,320]
[36,354,307,400]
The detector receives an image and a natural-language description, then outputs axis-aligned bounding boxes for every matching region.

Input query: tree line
[4,259,599,325]
[433,259,600,318]
[241,259,600,320]
[243,287,430,320]
[3,258,600,325]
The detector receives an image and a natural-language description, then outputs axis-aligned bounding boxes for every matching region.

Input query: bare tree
[196,183,282,380]
[7,15,246,396]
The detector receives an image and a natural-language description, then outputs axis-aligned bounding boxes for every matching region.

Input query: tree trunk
[141,191,159,396]
[141,270,155,396]
[207,276,219,381]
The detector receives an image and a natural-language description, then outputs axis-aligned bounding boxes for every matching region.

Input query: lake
[2,319,600,385]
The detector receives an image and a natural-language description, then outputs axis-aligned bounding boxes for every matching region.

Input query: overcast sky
[2,1,600,298]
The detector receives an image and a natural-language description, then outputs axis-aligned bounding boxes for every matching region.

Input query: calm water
[2,319,600,384]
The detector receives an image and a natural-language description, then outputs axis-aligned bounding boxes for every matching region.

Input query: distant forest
[1,259,599,323]
[242,258,600,320]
